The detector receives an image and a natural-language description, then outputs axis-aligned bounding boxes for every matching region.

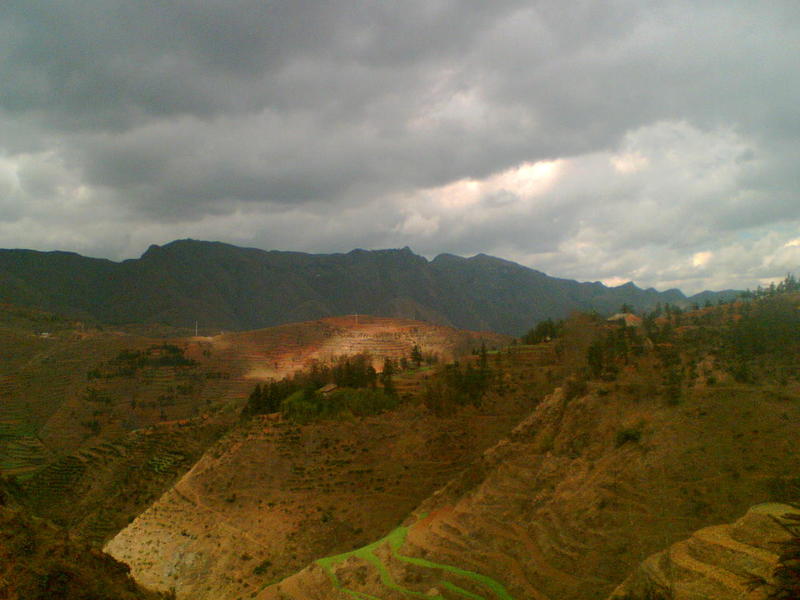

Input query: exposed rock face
[608,503,797,600]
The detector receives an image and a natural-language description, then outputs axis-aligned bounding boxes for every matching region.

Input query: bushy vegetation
[615,427,642,447]
[0,503,167,600]
[422,345,492,414]
[90,344,197,379]
[243,353,397,422]
[550,278,800,405]
[282,387,399,423]
[116,344,197,368]
[586,324,644,380]
[765,507,800,600]
[522,318,562,344]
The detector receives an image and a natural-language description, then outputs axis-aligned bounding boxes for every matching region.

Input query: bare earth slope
[261,380,800,600]
[104,403,536,599]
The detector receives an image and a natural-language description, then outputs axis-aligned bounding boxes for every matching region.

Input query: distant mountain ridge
[0,239,737,335]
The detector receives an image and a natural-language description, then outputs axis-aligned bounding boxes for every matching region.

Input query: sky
[0,1,798,294]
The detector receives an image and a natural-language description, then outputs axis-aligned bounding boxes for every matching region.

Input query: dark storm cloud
[0,1,798,293]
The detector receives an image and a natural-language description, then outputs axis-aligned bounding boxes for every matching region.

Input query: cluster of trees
[281,386,399,423]
[723,294,800,384]
[112,344,196,369]
[242,352,398,420]
[521,318,562,345]
[586,323,644,380]
[739,273,800,300]
[422,345,492,414]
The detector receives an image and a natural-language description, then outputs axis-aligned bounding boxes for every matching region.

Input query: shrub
[253,560,272,576]
[615,427,642,447]
[281,387,399,423]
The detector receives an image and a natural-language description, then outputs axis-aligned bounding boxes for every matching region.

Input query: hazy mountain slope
[0,239,737,335]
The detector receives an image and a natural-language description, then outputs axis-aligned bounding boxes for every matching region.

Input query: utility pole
[195,320,198,337]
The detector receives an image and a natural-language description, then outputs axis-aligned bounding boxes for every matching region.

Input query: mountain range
[0,239,737,335]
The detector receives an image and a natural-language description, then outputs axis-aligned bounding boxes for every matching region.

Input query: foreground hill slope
[104,346,558,599]
[609,502,798,600]
[0,239,735,335]
[0,488,164,600]
[263,381,800,600]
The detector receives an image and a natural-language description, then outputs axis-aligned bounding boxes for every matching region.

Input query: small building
[318,383,338,396]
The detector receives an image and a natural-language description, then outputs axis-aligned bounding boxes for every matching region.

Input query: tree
[381,358,396,396]
[410,345,423,368]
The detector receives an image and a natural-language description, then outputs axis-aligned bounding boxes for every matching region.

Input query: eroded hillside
[609,502,799,600]
[105,346,557,599]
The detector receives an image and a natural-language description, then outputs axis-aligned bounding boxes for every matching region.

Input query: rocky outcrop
[608,503,798,600]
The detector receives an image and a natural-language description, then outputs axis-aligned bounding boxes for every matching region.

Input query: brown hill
[204,314,510,381]
[250,299,800,600]
[1,307,504,479]
[5,309,510,553]
[0,501,164,600]
[104,346,558,599]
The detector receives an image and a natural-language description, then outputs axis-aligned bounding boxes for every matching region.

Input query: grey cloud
[0,1,798,295]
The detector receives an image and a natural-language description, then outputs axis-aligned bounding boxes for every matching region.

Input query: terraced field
[610,503,797,599]
[24,416,228,545]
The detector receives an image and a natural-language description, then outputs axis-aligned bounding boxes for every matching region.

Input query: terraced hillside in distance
[104,344,561,599]
[208,315,511,381]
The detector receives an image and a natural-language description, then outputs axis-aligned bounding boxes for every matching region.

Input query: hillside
[0,480,164,600]
[104,345,559,599]
[609,502,798,599]
[242,297,800,600]
[0,239,737,335]
[1,306,508,550]
[8,292,798,600]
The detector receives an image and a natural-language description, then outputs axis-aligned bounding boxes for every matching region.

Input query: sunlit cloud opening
[692,251,713,267]
[610,152,649,174]
[429,159,564,210]
[602,276,631,287]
